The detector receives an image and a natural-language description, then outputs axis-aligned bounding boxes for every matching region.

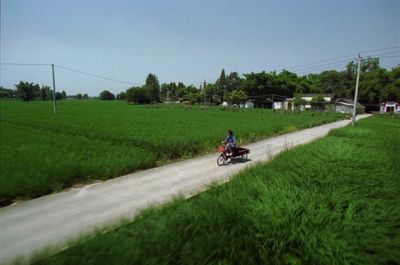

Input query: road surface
[0,115,370,264]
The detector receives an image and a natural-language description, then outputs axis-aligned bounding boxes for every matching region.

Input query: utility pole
[51,64,57,114]
[352,54,361,126]
[167,88,169,104]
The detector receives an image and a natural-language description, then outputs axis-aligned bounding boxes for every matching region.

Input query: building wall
[301,96,332,102]
[336,105,352,113]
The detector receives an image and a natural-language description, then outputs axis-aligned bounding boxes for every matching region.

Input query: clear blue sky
[1,0,399,96]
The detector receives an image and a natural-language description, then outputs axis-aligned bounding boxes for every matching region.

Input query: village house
[335,98,365,114]
[380,101,400,114]
[272,98,294,111]
[298,93,335,110]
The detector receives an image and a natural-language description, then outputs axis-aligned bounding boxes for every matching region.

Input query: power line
[286,45,400,71]
[54,65,141,86]
[375,54,400,60]
[293,58,353,73]
[361,50,400,58]
[360,45,400,56]
[295,53,400,75]
[295,62,350,75]
[0,62,142,86]
[0,63,51,66]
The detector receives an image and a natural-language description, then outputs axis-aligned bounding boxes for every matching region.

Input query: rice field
[31,115,400,265]
[0,100,343,205]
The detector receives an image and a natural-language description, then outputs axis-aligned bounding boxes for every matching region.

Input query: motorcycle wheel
[217,154,225,166]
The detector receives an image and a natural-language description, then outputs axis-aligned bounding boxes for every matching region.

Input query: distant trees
[0,87,17,98]
[145,73,161,103]
[127,86,150,104]
[228,90,247,104]
[2,81,69,101]
[126,73,161,104]
[4,58,399,109]
[310,96,325,110]
[294,95,307,110]
[116,92,126,100]
[99,90,115,100]
[15,81,40,101]
[39,86,52,100]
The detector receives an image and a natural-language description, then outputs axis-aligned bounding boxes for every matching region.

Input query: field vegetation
[0,100,343,205]
[31,116,400,265]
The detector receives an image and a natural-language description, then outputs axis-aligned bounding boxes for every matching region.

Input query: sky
[1,0,399,96]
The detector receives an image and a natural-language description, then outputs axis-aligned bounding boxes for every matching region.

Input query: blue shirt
[226,135,236,146]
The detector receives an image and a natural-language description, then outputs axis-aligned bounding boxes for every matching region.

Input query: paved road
[0,115,370,264]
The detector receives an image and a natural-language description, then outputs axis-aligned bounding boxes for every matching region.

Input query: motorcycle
[217,144,250,166]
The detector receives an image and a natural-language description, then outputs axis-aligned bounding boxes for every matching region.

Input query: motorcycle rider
[224,129,236,156]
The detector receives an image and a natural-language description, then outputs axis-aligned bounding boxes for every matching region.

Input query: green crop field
[0,100,343,205]
[30,116,400,265]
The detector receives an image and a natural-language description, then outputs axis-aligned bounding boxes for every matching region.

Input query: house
[244,100,254,109]
[380,101,400,114]
[273,101,284,110]
[272,98,295,111]
[298,93,335,110]
[335,98,365,114]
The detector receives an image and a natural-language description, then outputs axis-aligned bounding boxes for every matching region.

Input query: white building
[380,101,400,114]
[244,100,254,109]
[335,98,365,114]
[298,93,335,110]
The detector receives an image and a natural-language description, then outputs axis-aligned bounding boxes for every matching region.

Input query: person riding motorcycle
[223,129,236,156]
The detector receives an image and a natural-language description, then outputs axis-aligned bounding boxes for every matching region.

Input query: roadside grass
[0,100,343,205]
[31,116,400,265]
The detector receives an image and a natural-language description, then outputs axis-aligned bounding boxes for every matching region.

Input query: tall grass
[32,116,400,265]
[0,101,343,204]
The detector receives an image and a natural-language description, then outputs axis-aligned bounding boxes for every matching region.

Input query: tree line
[120,57,398,111]
[1,57,399,111]
[0,81,90,101]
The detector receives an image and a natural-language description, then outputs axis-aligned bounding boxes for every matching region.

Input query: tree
[40,86,52,100]
[82,94,89,100]
[0,87,16,98]
[15,81,40,101]
[228,90,247,104]
[310,95,325,110]
[317,70,345,97]
[203,83,217,104]
[145,73,160,103]
[359,68,390,104]
[55,92,63,100]
[176,82,186,99]
[215,69,227,102]
[226,72,242,92]
[61,90,67,99]
[126,86,151,104]
[116,92,127,100]
[99,90,115,100]
[75,93,83,100]
[294,94,307,110]
[380,67,400,101]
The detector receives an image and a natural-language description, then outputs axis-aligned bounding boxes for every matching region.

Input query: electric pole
[352,54,361,126]
[51,64,57,114]
[167,88,169,104]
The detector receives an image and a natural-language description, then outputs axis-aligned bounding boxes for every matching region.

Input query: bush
[99,90,115,100]
[126,87,151,104]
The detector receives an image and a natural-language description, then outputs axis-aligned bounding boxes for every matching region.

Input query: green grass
[30,116,400,265]
[0,100,343,205]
